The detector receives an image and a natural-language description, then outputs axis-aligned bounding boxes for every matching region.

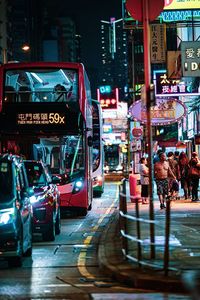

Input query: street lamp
[21,44,30,52]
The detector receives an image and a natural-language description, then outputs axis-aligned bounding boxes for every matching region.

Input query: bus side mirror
[87,136,93,147]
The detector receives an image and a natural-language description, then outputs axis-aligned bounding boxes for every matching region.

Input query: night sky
[45,0,122,71]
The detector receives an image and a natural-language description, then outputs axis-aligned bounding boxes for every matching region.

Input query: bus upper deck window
[4,86,16,103]
[18,86,32,102]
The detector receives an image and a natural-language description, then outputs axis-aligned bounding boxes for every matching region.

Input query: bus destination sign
[17,112,65,125]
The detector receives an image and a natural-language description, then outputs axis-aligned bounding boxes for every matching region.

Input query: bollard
[129,174,141,203]
[119,179,128,257]
[164,198,171,276]
[135,197,142,267]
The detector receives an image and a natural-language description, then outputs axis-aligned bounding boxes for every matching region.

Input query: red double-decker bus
[0,62,93,216]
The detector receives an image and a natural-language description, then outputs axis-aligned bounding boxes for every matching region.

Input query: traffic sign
[125,0,165,22]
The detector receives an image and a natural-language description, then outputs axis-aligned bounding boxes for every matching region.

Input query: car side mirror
[52,176,62,184]
[26,187,35,197]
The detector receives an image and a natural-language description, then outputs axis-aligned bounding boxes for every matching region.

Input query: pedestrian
[167,151,180,199]
[178,152,191,200]
[174,150,180,162]
[154,152,175,209]
[188,152,200,202]
[153,149,163,164]
[139,157,149,204]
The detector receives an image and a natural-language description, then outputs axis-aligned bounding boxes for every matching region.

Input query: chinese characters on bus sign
[154,70,200,96]
[17,112,65,125]
[181,41,200,77]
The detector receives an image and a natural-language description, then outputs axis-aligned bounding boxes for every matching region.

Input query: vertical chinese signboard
[150,24,166,63]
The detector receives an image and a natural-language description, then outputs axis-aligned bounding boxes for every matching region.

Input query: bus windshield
[4,68,78,103]
[32,135,85,181]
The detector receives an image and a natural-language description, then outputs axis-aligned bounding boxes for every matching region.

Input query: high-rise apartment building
[100,18,128,100]
[0,0,80,63]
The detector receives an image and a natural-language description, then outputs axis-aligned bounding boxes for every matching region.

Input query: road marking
[77,183,120,279]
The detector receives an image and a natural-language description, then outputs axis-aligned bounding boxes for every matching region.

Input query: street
[0,182,191,299]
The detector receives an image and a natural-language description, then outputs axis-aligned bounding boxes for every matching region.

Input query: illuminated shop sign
[97,87,119,110]
[164,0,200,10]
[160,10,200,22]
[154,70,200,96]
[103,124,112,133]
[99,85,112,94]
[17,112,65,125]
[123,1,200,24]
[128,98,186,126]
[181,41,200,77]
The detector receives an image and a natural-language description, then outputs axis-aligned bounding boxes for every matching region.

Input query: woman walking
[178,152,191,200]
[189,152,200,202]
[139,157,149,204]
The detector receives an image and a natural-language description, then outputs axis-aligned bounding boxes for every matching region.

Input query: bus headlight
[30,195,45,204]
[73,179,84,194]
[0,208,15,225]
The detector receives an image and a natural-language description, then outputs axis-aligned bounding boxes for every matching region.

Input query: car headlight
[72,179,84,194]
[0,208,15,225]
[30,194,45,204]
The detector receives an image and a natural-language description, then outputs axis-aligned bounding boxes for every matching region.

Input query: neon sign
[97,87,119,110]
[154,70,200,96]
[164,0,200,10]
[122,0,200,24]
[128,98,186,126]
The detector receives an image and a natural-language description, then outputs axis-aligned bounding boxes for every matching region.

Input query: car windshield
[0,160,14,200]
[24,162,48,187]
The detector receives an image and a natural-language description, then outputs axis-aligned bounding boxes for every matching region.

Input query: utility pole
[126,0,165,259]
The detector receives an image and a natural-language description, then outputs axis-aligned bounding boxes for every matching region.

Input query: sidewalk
[98,196,200,295]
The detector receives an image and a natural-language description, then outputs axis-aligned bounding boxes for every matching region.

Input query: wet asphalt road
[0,182,191,299]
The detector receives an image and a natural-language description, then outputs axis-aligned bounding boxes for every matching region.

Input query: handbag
[188,166,200,177]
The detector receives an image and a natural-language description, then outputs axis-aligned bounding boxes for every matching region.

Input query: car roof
[0,153,24,166]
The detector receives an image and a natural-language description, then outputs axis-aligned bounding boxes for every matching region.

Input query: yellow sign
[164,0,200,10]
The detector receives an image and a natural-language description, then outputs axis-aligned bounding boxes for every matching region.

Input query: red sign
[126,0,165,22]
[97,87,119,110]
[132,128,143,138]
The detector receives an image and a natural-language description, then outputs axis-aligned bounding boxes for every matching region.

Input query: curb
[98,210,189,294]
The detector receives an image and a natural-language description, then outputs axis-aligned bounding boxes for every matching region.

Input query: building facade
[100,18,129,101]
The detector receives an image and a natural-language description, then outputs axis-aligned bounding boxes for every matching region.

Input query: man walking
[154,152,175,209]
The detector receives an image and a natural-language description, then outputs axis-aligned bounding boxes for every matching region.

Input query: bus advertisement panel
[0,62,93,216]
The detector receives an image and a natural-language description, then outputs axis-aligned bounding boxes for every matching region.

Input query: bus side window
[18,86,32,102]
[4,86,16,103]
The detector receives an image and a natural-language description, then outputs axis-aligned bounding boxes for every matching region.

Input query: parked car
[0,154,33,267]
[24,160,61,241]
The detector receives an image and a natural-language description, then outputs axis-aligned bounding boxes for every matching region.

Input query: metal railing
[119,178,178,276]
